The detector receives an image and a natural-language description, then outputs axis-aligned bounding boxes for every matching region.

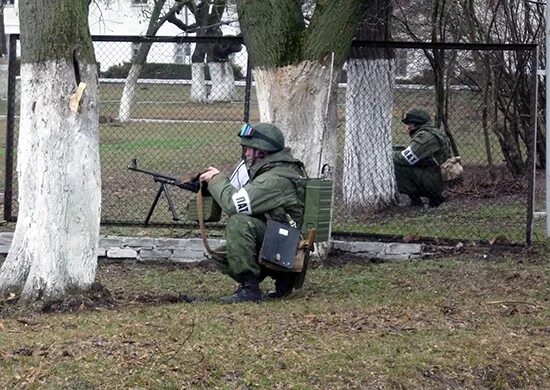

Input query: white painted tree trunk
[118,63,142,123]
[343,58,397,209]
[0,61,101,301]
[208,62,237,102]
[191,62,208,103]
[253,60,338,177]
[254,61,337,260]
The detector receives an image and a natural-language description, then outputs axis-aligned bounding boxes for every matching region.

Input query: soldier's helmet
[401,109,431,126]
[238,122,285,152]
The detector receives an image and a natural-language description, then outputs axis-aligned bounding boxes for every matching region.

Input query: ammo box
[301,178,333,242]
[186,195,222,223]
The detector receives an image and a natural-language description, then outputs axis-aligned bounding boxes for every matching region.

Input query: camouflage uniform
[208,149,305,283]
[393,109,452,207]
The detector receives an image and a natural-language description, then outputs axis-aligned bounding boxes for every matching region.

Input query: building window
[3,0,15,5]
[131,0,148,5]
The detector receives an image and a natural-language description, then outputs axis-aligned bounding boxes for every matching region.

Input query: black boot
[220,274,262,304]
[267,273,296,299]
[428,194,445,208]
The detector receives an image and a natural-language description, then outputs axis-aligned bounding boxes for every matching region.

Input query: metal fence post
[4,34,17,222]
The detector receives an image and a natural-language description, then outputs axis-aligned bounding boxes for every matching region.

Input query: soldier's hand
[199,167,220,183]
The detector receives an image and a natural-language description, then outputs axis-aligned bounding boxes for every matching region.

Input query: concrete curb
[0,232,424,263]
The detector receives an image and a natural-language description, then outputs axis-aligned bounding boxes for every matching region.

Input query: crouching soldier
[199,122,306,303]
[393,108,452,208]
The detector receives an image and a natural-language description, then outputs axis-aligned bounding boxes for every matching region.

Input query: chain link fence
[2,36,541,244]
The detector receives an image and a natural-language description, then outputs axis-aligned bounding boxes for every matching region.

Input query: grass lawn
[0,252,548,388]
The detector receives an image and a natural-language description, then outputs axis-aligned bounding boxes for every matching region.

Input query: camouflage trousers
[210,214,265,283]
[394,164,444,199]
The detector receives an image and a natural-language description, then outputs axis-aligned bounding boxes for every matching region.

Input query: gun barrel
[128,165,179,183]
[127,159,202,193]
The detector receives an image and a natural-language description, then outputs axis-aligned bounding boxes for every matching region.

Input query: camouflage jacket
[208,148,306,225]
[393,124,452,167]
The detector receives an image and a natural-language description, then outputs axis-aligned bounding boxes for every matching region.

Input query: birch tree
[237,0,365,177]
[343,0,397,209]
[0,0,101,302]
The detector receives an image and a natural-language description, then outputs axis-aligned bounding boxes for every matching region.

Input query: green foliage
[101,62,204,80]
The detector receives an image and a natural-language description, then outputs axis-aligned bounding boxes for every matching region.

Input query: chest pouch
[259,220,302,272]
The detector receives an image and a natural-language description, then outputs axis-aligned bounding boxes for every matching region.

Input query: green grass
[0,254,548,388]
[334,201,529,242]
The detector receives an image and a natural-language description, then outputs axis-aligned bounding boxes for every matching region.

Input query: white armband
[401,146,420,165]
[231,188,252,214]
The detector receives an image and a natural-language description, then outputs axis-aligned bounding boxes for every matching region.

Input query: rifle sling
[197,182,214,255]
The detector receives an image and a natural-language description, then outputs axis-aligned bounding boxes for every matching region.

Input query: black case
[259,220,301,269]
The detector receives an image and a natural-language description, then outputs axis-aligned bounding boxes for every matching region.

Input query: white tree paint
[253,60,338,178]
[208,61,237,102]
[0,61,101,300]
[254,60,338,259]
[118,63,143,122]
[191,62,208,103]
[343,58,397,208]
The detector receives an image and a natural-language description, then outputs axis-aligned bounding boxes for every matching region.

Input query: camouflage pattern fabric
[207,148,305,282]
[393,125,452,199]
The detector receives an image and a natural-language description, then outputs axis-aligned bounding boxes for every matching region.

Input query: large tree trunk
[208,61,237,102]
[343,0,396,209]
[253,61,338,177]
[343,58,396,208]
[0,0,100,302]
[191,62,208,103]
[117,0,168,122]
[118,61,146,122]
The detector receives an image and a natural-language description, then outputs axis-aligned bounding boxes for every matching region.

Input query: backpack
[427,127,464,181]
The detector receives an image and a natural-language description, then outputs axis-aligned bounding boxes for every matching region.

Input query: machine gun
[127,159,204,226]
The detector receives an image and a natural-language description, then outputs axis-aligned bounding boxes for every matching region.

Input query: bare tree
[460,0,544,174]
[0,0,100,302]
[393,0,464,156]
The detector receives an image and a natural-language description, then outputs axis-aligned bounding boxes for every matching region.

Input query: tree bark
[344,58,396,208]
[0,0,100,302]
[191,62,208,102]
[237,0,364,175]
[253,60,338,176]
[119,61,146,122]
[118,0,166,122]
[344,0,397,209]
[208,61,237,102]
